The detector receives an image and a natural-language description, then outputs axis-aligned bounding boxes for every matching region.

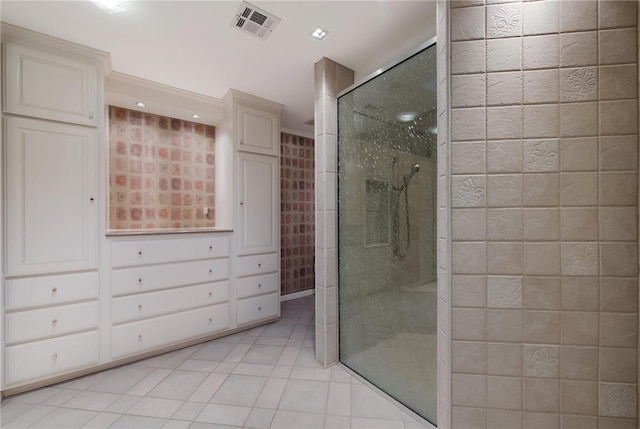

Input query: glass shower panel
[338,44,437,424]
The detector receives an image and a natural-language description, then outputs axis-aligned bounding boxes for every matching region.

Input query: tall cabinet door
[237,152,278,255]
[5,117,97,275]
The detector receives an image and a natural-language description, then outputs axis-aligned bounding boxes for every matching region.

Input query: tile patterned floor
[0,296,431,429]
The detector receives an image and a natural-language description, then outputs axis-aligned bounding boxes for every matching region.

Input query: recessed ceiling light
[91,0,126,14]
[192,114,202,119]
[311,27,328,40]
[397,112,417,122]
[135,101,146,108]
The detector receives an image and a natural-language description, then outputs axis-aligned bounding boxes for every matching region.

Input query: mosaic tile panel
[280,132,315,295]
[108,106,215,230]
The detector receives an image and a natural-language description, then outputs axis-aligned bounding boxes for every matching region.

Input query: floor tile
[127,397,183,418]
[161,419,191,429]
[351,384,404,420]
[0,401,35,426]
[212,362,237,374]
[87,365,155,394]
[325,415,350,429]
[254,378,288,409]
[241,345,284,365]
[178,359,219,373]
[191,342,236,361]
[110,414,167,428]
[294,347,318,368]
[172,401,205,421]
[187,373,228,403]
[277,347,300,366]
[278,379,329,414]
[255,337,288,346]
[147,370,209,400]
[2,404,56,428]
[222,343,252,362]
[270,366,293,379]
[81,412,122,429]
[42,388,82,406]
[351,417,404,429]
[261,324,295,339]
[61,390,120,411]
[245,408,276,429]
[8,387,61,404]
[290,366,332,381]
[232,363,273,376]
[30,407,97,428]
[269,410,325,429]
[327,382,351,416]
[126,368,173,396]
[104,395,141,414]
[210,374,267,407]
[195,403,251,426]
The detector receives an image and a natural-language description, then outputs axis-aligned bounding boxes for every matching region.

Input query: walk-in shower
[337,41,437,424]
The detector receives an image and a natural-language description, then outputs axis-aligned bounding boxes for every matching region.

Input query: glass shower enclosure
[337,41,437,424]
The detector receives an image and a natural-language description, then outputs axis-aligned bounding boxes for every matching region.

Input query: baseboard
[281,288,315,302]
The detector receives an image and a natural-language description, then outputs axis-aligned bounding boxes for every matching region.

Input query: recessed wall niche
[108,106,216,230]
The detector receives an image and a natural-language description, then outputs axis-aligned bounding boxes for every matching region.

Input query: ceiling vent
[231,1,281,41]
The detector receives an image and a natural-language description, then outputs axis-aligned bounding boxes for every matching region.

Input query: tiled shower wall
[448,1,639,427]
[281,131,315,296]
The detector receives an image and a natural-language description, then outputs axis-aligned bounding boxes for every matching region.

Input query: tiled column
[314,57,354,366]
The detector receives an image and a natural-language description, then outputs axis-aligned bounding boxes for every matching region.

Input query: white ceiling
[0,0,436,134]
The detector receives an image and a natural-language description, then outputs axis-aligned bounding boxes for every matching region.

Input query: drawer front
[237,253,279,277]
[5,331,99,385]
[237,293,279,325]
[5,271,98,310]
[113,281,229,324]
[111,236,230,267]
[237,273,279,299]
[112,259,229,296]
[6,301,98,344]
[112,303,229,359]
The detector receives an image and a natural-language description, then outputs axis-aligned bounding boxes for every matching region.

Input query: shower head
[411,164,420,173]
[396,163,421,192]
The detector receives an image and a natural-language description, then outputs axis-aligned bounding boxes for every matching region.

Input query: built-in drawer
[5,271,98,310]
[237,253,279,278]
[112,258,229,296]
[5,330,99,385]
[237,273,279,299]
[237,292,279,325]
[6,301,98,344]
[111,236,230,268]
[112,303,229,359]
[112,281,229,324]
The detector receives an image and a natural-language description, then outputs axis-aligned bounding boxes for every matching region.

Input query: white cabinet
[238,152,279,255]
[3,43,99,126]
[5,117,98,276]
[237,104,279,156]
[236,253,280,325]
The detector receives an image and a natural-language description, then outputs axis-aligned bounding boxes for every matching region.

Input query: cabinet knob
[51,287,58,294]
[240,202,244,206]
[209,292,213,297]
[138,334,143,340]
[138,278,143,283]
[138,304,143,310]
[258,284,262,288]
[138,251,143,256]
[209,269,213,274]
[209,318,212,323]
[209,246,213,250]
[89,197,94,202]
[52,353,58,360]
[258,263,262,267]
[258,306,262,311]
[52,319,58,325]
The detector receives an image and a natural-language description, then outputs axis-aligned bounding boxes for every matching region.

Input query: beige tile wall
[448,0,639,427]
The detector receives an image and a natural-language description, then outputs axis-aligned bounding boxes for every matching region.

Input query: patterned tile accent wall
[108,106,216,230]
[281,132,315,296]
[448,1,638,427]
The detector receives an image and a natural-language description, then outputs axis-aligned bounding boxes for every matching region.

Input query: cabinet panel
[237,293,279,325]
[5,271,98,310]
[5,331,99,385]
[238,153,278,255]
[5,117,97,275]
[6,301,98,344]
[111,236,230,268]
[237,105,278,156]
[4,43,98,126]
[111,258,229,296]
[237,253,279,277]
[112,281,229,324]
[237,272,279,299]
[112,303,229,359]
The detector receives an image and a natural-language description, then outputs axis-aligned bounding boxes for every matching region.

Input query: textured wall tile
[487,309,523,342]
[523,139,559,172]
[452,374,487,407]
[599,28,638,65]
[523,310,561,344]
[524,412,559,429]
[487,4,522,38]
[559,0,597,32]
[451,6,486,41]
[600,135,638,171]
[599,172,638,206]
[488,276,523,308]
[452,108,486,141]
[487,208,523,241]
[487,376,522,409]
[523,173,560,207]
[451,74,486,108]
[452,142,486,174]
[524,345,559,377]
[600,313,638,347]
[523,208,560,241]
[487,140,523,173]
[452,208,487,241]
[452,242,487,274]
[487,342,523,376]
[560,67,598,102]
[524,378,560,412]
[561,381,598,415]
[599,383,638,418]
[452,341,487,374]
[523,105,560,138]
[561,242,599,276]
[523,35,559,70]
[560,137,598,171]
[523,277,561,310]
[561,276,599,311]
[487,72,523,106]
[487,409,523,429]
[600,242,639,277]
[600,100,638,135]
[599,0,638,29]
[487,106,523,139]
[560,32,598,67]
[487,38,523,71]
[599,417,638,429]
[599,207,637,241]
[452,406,486,429]
[559,102,598,137]
[487,242,523,274]
[599,347,637,383]
[561,207,598,241]
[451,0,484,7]
[452,175,486,207]
[487,174,523,207]
[452,40,486,74]
[524,69,559,104]
[562,415,598,429]
[523,0,559,35]
[561,172,598,206]
[562,311,599,346]
[452,275,488,307]
[524,242,560,276]
[561,345,599,380]
[600,278,639,313]
[599,65,638,100]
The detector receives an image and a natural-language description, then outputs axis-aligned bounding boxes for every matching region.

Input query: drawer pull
[138,251,143,256]
[258,306,262,311]
[52,319,58,325]
[51,287,58,294]
[52,353,58,360]
[258,263,262,267]
[209,269,213,274]
[138,334,143,340]
[209,246,213,250]
[258,284,262,288]
[209,318,212,322]
[208,292,213,297]
[138,305,143,310]
[138,278,143,283]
